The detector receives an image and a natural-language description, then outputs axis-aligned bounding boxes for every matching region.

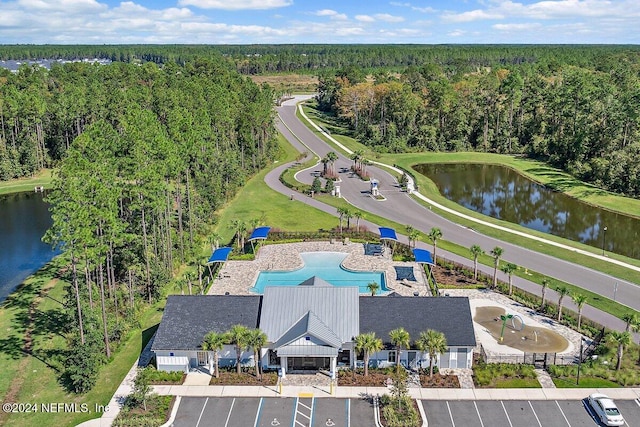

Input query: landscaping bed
[419,372,460,388]
[473,363,540,388]
[143,367,186,385]
[337,368,395,387]
[113,395,174,427]
[209,371,277,386]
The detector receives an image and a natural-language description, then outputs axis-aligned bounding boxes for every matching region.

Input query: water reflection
[414,163,639,260]
[0,191,57,303]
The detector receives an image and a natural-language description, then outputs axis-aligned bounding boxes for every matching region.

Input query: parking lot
[172,396,376,427]
[422,399,640,427]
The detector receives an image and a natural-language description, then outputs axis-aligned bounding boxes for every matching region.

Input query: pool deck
[208,241,430,296]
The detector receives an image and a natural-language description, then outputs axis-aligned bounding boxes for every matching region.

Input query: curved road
[267,96,638,335]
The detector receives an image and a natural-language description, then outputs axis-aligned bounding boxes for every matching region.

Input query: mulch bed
[419,373,460,388]
[432,265,482,287]
[337,370,394,387]
[209,371,278,386]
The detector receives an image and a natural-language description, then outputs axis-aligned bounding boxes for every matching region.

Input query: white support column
[330,356,337,379]
[281,356,287,378]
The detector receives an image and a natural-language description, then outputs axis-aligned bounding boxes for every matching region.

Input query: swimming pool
[252,252,387,294]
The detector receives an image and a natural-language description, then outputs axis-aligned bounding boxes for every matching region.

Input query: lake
[414,163,639,260]
[0,191,57,303]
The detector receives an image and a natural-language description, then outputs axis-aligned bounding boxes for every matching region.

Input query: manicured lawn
[0,169,53,195]
[552,377,620,388]
[214,134,338,242]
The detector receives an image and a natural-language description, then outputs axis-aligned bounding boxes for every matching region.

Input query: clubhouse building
[152,277,476,377]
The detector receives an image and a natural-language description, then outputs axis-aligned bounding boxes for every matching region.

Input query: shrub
[381,396,420,427]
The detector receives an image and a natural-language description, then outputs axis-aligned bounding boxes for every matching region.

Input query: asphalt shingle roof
[359,296,476,347]
[152,295,262,351]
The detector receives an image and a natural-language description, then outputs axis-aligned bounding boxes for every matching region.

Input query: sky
[0,0,638,45]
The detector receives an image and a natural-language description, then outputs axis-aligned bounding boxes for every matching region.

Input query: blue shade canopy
[207,247,233,264]
[379,227,398,241]
[248,226,271,241]
[413,248,434,265]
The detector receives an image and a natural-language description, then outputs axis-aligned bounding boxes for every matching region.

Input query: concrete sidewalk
[152,384,640,401]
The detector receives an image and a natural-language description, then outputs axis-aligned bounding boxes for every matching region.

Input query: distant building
[152,277,476,376]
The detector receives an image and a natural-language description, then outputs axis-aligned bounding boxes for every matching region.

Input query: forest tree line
[2,44,639,76]
[2,58,277,392]
[317,60,640,197]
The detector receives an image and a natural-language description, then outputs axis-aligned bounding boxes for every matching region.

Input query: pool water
[252,252,387,294]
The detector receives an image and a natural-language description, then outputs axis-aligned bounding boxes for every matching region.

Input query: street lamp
[602,226,608,256]
[576,338,584,385]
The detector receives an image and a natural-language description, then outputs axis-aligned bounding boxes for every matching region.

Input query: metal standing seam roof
[260,284,359,345]
[273,310,343,349]
[276,345,339,357]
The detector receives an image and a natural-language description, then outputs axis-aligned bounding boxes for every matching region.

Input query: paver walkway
[535,368,557,388]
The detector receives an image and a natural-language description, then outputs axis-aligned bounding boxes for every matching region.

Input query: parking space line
[528,401,542,427]
[254,397,264,427]
[555,401,572,427]
[500,401,513,427]
[346,399,350,427]
[473,402,485,427]
[224,398,236,427]
[195,397,209,427]
[446,402,455,427]
[635,399,640,408]
[309,398,316,427]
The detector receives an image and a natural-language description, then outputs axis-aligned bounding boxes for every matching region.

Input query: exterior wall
[154,350,195,372]
[362,346,474,369]
[154,346,256,372]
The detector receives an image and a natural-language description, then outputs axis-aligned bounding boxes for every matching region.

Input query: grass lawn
[214,134,338,242]
[552,377,620,388]
[0,169,53,195]
[494,378,542,388]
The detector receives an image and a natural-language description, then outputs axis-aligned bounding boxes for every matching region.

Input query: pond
[414,163,639,260]
[0,191,57,303]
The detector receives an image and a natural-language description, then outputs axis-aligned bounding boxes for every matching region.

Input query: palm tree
[416,329,448,377]
[389,327,410,373]
[405,225,415,245]
[490,246,504,288]
[202,331,228,378]
[354,211,363,232]
[427,227,442,263]
[408,229,420,249]
[555,286,569,321]
[229,219,247,251]
[326,151,338,176]
[540,279,549,312]
[321,156,330,177]
[354,332,383,377]
[469,244,484,281]
[228,324,250,374]
[367,281,380,296]
[337,207,347,233]
[344,208,354,230]
[622,313,638,333]
[209,231,222,251]
[572,293,588,329]
[247,328,268,380]
[500,263,517,295]
[608,331,631,370]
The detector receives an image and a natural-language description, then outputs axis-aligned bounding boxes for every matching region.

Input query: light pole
[602,226,608,256]
[576,338,584,385]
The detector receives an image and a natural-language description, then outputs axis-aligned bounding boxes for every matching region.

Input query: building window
[388,351,396,363]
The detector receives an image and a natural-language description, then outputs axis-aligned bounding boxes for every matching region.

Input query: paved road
[266,97,639,335]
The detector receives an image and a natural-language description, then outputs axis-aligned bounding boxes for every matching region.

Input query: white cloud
[374,13,405,22]
[312,9,348,20]
[442,9,504,22]
[447,29,466,37]
[177,0,292,10]
[493,22,542,30]
[355,15,375,22]
[390,1,436,13]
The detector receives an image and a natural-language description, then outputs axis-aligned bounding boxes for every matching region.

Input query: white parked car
[587,393,625,426]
